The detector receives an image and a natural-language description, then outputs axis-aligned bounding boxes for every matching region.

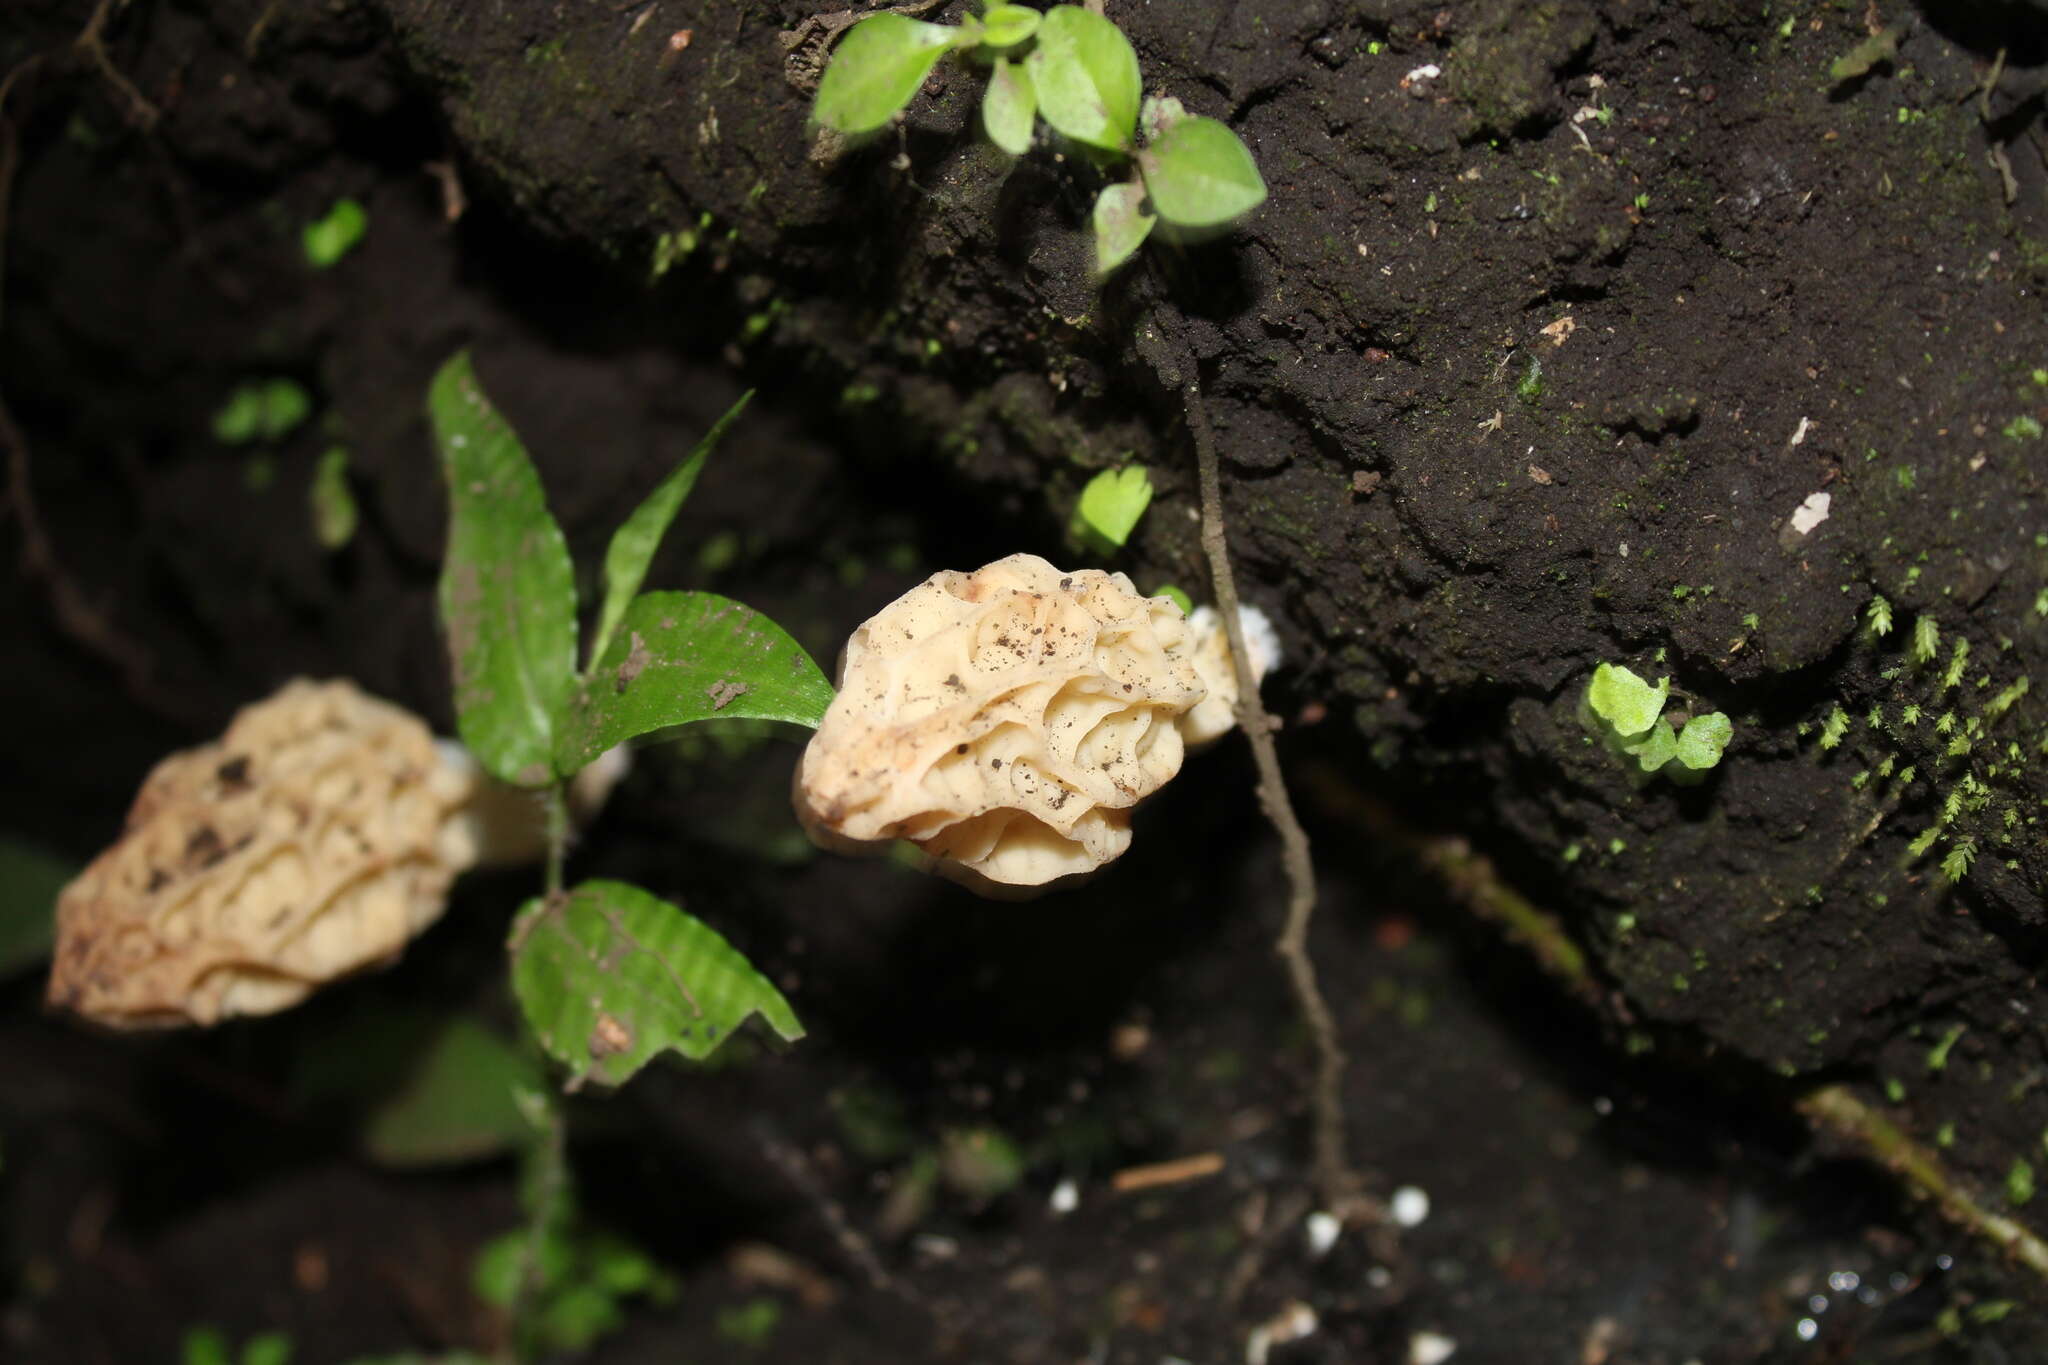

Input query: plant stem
[1183,373,1359,1214]
[507,1095,569,1362]
[542,781,569,899]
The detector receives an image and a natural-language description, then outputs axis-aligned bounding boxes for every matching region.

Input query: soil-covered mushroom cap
[46,679,481,1028]
[793,553,1211,891]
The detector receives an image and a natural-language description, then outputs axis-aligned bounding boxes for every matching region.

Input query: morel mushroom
[47,679,484,1028]
[794,553,1229,892]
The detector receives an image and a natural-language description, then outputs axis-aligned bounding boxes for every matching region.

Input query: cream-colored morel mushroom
[794,553,1261,893]
[47,679,485,1028]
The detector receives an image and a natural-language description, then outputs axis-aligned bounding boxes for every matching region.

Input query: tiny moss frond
[1912,614,1940,665]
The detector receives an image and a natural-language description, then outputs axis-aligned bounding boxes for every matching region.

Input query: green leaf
[555,590,833,772]
[1026,6,1141,152]
[430,351,579,788]
[1140,93,1189,142]
[303,197,368,268]
[213,379,312,445]
[1070,466,1153,551]
[1623,720,1677,772]
[509,879,803,1087]
[1585,662,1668,738]
[1138,115,1266,228]
[1152,584,1193,616]
[181,1327,233,1365]
[364,1018,541,1167]
[0,836,71,980]
[1091,180,1155,274]
[982,56,1036,156]
[812,13,960,134]
[977,3,1041,48]
[1673,712,1733,770]
[309,446,358,549]
[240,1333,294,1365]
[587,392,752,670]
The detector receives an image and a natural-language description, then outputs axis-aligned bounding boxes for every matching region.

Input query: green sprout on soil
[1866,592,1893,637]
[429,352,833,1353]
[429,351,823,1086]
[811,3,1266,274]
[182,1327,293,1365]
[1070,464,1152,554]
[213,378,311,445]
[1583,662,1733,779]
[303,197,368,268]
[309,446,357,549]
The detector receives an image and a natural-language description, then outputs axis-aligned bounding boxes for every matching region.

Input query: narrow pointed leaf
[813,13,959,134]
[1137,115,1267,227]
[510,879,803,1087]
[1026,6,1141,152]
[588,392,752,670]
[982,57,1036,155]
[556,590,834,771]
[430,351,578,788]
[1092,180,1155,273]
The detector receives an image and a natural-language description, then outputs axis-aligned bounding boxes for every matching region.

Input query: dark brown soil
[4,0,2048,1360]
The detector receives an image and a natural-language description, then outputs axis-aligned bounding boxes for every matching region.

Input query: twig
[1182,371,1359,1215]
[75,0,159,129]
[1800,1083,2048,1282]
[1110,1151,1224,1192]
[507,1097,570,1363]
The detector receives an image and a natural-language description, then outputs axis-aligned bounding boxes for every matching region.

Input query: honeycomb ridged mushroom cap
[46,679,483,1028]
[793,553,1211,893]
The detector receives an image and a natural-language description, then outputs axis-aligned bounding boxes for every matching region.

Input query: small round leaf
[1092,180,1156,274]
[982,56,1036,155]
[1673,712,1734,770]
[1138,115,1267,227]
[813,13,959,135]
[1026,6,1141,152]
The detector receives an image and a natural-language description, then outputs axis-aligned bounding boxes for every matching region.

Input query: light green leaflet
[310,446,357,549]
[812,13,960,134]
[429,351,579,788]
[587,391,752,670]
[1073,465,1153,549]
[979,3,1041,48]
[510,879,803,1087]
[1139,115,1267,227]
[1092,181,1155,274]
[554,590,834,772]
[1027,5,1140,152]
[303,197,368,268]
[1585,661,1668,737]
[982,56,1036,156]
[1672,712,1733,769]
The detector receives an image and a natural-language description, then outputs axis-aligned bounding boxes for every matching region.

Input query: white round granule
[1304,1210,1341,1258]
[1409,1331,1458,1365]
[1390,1184,1430,1228]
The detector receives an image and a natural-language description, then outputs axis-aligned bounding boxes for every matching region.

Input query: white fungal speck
[1304,1210,1341,1258]
[1788,491,1831,536]
[1050,1178,1078,1215]
[1390,1185,1431,1228]
[1409,1331,1458,1365]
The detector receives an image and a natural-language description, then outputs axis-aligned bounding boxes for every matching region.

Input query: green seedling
[214,378,311,445]
[429,351,820,1087]
[182,1328,293,1365]
[1584,662,1733,779]
[310,446,358,549]
[811,3,1265,274]
[304,197,368,267]
[1070,464,1153,554]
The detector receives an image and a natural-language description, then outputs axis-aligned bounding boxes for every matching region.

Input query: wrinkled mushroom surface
[47,679,481,1028]
[793,553,1213,891]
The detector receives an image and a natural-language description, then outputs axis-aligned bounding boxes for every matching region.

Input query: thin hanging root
[1184,374,1366,1218]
